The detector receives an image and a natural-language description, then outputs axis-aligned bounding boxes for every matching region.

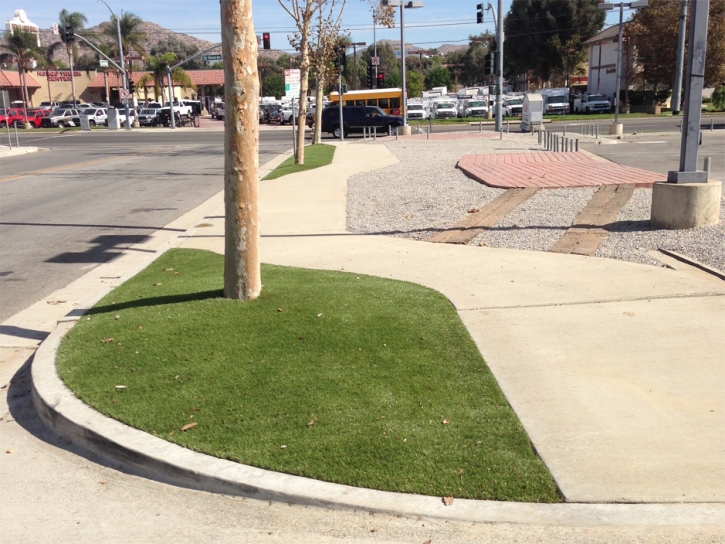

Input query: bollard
[711,119,714,131]
[479,121,482,133]
[395,129,398,141]
[563,126,567,137]
[373,126,377,140]
[575,139,579,152]
[427,126,430,140]
[595,125,599,139]
[14,122,19,147]
[499,127,503,140]
[506,120,509,133]
[704,156,711,179]
[538,128,542,145]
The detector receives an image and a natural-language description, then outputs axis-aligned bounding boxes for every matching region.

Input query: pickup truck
[573,94,611,114]
[163,101,193,117]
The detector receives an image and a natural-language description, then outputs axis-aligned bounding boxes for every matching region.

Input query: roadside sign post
[1,91,11,148]
[285,69,301,150]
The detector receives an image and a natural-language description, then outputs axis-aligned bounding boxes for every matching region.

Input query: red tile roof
[0,69,41,88]
[86,69,225,88]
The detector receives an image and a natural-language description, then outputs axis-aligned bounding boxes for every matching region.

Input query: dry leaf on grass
[316,313,322,317]
[280,445,287,449]
[277,308,283,312]
[115,385,127,390]
[307,420,314,428]
[114,315,120,320]
[442,419,449,425]
[164,268,174,272]
[101,338,114,343]
[442,496,454,506]
[181,422,197,432]
[154,283,162,286]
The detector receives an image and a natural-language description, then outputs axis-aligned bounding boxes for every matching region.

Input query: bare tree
[220,0,261,301]
[309,0,347,144]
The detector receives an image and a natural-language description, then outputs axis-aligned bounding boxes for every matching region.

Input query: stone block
[651,181,721,229]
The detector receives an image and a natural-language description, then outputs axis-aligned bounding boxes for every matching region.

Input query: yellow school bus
[327,88,404,115]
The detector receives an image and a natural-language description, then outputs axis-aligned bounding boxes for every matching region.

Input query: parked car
[40,108,79,127]
[573,93,612,114]
[407,103,428,120]
[503,96,524,117]
[320,105,402,138]
[38,101,60,110]
[115,108,138,126]
[0,107,27,127]
[76,107,107,126]
[156,107,181,127]
[138,108,160,126]
[26,109,51,128]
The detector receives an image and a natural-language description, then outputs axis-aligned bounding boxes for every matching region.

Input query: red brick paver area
[396,132,500,142]
[458,152,663,189]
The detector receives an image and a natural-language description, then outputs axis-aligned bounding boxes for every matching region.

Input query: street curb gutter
[657,248,725,281]
[30,291,725,529]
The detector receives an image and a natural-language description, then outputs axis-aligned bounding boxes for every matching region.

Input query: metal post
[14,122,19,147]
[114,15,131,131]
[495,0,504,132]
[576,139,579,152]
[614,3,624,126]
[499,126,503,139]
[704,156,711,179]
[291,98,297,155]
[506,120,509,133]
[711,119,714,131]
[427,126,430,140]
[373,13,378,80]
[373,126,377,140]
[400,5,408,127]
[670,0,710,182]
[429,115,432,135]
[167,66,176,129]
[596,125,599,139]
[479,121,482,133]
[563,126,567,137]
[338,70,344,142]
[671,0,688,115]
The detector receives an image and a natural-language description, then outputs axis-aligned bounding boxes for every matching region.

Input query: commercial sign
[285,82,301,97]
[36,70,82,81]
[99,60,109,67]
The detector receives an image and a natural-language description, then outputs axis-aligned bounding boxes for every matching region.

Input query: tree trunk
[295,15,312,164]
[314,77,324,144]
[68,46,77,106]
[220,0,261,301]
[47,72,53,103]
[20,67,30,127]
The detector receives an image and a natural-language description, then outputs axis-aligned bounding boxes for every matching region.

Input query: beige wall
[30,69,98,105]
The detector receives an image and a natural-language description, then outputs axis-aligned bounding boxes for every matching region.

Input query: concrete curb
[0,145,39,158]
[29,321,725,527]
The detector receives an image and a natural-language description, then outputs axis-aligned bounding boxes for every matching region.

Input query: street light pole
[350,42,366,90]
[373,12,378,79]
[98,0,131,130]
[671,0,688,115]
[400,4,407,125]
[495,0,504,133]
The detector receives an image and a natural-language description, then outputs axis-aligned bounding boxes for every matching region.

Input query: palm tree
[0,29,41,127]
[138,52,196,103]
[103,12,147,76]
[38,45,59,104]
[58,9,88,105]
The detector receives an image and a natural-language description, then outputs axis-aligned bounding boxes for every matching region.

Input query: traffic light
[61,23,75,44]
[367,64,374,88]
[128,78,135,95]
[476,3,484,24]
[484,52,494,75]
[377,72,384,88]
[262,32,271,50]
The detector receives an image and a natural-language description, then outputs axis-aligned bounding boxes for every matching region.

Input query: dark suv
[321,105,403,138]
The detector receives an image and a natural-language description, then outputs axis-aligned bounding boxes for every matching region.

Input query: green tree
[137,52,196,102]
[263,74,286,98]
[210,61,224,70]
[504,0,605,82]
[360,43,399,80]
[0,29,41,126]
[152,36,205,70]
[406,69,423,97]
[629,0,725,94]
[425,65,452,89]
[102,11,147,74]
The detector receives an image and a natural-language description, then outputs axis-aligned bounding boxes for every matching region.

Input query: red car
[26,109,50,128]
[0,107,28,127]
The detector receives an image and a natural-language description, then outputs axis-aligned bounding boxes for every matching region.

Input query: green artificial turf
[263,144,335,180]
[57,248,560,502]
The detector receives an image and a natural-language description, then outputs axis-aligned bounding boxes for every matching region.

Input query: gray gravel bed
[595,189,725,271]
[347,137,540,241]
[346,137,725,273]
[470,187,597,251]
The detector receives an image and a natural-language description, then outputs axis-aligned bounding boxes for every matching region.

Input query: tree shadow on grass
[87,290,223,316]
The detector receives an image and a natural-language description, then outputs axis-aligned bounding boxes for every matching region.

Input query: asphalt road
[0,128,291,322]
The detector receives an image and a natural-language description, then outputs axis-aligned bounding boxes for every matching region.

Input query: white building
[583,24,632,100]
[5,9,41,46]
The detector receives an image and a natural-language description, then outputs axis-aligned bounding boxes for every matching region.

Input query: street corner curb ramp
[457,152,663,189]
[28,316,725,528]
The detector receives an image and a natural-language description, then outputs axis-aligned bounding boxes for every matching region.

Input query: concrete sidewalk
[182,140,725,503]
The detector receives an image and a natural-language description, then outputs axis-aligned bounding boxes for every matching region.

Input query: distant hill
[29,21,284,65]
[436,44,469,56]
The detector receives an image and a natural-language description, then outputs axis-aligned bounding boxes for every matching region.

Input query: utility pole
[373,12,378,79]
[671,0,688,115]
[495,0,503,133]
[220,0,261,300]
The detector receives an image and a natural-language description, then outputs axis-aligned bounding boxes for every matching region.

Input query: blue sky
[7,1,624,52]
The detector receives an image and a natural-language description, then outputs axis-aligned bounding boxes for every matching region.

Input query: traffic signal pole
[495,0,504,133]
